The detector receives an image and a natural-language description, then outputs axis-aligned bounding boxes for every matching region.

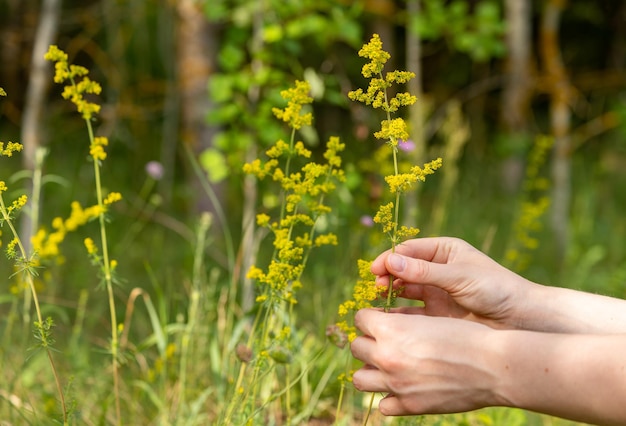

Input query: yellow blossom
[90,136,109,161]
[104,192,122,205]
[373,202,395,234]
[271,80,313,130]
[374,118,409,142]
[84,238,97,254]
[246,266,264,280]
[256,213,271,227]
[7,195,27,216]
[314,233,338,247]
[356,33,390,78]
[0,141,23,157]
[45,45,102,120]
[6,238,19,258]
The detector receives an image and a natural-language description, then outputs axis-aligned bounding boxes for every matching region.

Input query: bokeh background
[0,0,625,424]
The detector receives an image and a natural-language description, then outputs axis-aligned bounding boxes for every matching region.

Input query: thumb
[386,253,461,292]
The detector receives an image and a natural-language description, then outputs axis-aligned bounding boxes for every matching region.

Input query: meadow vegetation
[1,2,626,425]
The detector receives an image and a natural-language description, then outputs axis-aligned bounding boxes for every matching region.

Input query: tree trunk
[500,0,532,193]
[177,0,220,214]
[20,0,61,252]
[540,0,572,264]
[404,0,425,226]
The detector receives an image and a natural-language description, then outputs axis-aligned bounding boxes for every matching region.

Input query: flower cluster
[385,157,443,194]
[0,141,23,157]
[348,34,416,117]
[90,136,109,161]
[242,81,344,366]
[245,83,345,309]
[31,196,121,261]
[505,135,554,271]
[0,139,27,253]
[271,80,313,130]
[225,79,345,422]
[44,45,102,120]
[336,259,382,342]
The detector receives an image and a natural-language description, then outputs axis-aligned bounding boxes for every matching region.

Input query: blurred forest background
[0,0,626,424]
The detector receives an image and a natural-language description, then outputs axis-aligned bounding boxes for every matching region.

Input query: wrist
[511,280,552,331]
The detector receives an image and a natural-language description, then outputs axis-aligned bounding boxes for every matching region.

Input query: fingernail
[388,253,405,272]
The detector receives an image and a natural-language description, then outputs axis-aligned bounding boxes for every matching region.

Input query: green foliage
[0,1,623,425]
[410,0,506,61]
[202,0,362,183]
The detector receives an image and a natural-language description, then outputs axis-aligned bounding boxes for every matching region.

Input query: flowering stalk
[335,34,442,424]
[223,80,344,424]
[44,46,123,426]
[348,34,442,311]
[0,137,68,424]
[505,135,554,271]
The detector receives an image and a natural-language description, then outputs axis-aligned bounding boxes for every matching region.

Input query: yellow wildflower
[373,202,395,234]
[314,233,338,247]
[272,80,313,130]
[374,118,409,142]
[45,45,102,120]
[246,266,264,280]
[7,195,27,216]
[84,237,97,254]
[0,141,23,157]
[90,136,109,161]
[256,213,271,227]
[104,192,122,205]
[356,33,390,78]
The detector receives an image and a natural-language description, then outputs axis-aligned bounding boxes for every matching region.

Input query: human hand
[350,308,505,416]
[371,237,534,330]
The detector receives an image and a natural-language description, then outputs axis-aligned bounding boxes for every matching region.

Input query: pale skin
[350,237,626,425]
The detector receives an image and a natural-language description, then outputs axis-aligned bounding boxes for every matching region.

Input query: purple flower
[145,161,164,180]
[398,139,416,152]
[360,215,374,227]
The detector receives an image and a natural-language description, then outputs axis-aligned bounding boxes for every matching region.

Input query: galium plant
[44,46,124,425]
[335,34,442,424]
[0,90,70,424]
[504,135,554,272]
[222,79,345,424]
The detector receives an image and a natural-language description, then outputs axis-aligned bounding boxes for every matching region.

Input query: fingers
[351,366,389,393]
[380,253,464,292]
[378,394,409,416]
[350,334,376,365]
[371,237,466,275]
[353,308,385,338]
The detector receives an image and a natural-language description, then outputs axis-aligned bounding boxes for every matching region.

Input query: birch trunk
[541,0,572,263]
[177,0,220,213]
[20,0,61,252]
[404,0,425,226]
[501,0,532,192]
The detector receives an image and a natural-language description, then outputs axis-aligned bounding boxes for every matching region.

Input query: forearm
[518,282,626,334]
[493,330,626,425]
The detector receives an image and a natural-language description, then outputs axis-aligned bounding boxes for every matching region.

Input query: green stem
[381,73,401,311]
[178,214,210,419]
[362,392,376,426]
[85,117,121,426]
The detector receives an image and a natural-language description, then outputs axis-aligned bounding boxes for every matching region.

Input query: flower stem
[85,117,121,426]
